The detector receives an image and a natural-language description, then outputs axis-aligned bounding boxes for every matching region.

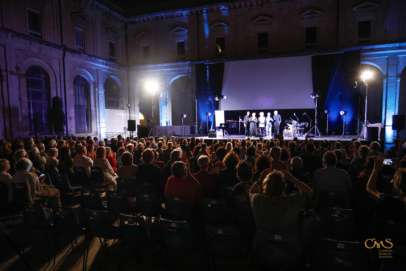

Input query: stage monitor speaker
[208,129,217,138]
[392,115,405,131]
[367,127,379,141]
[128,120,136,131]
[274,134,284,141]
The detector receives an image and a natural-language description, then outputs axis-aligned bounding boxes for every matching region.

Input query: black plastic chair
[201,198,234,226]
[91,167,107,189]
[83,209,120,269]
[312,237,370,271]
[80,189,106,210]
[254,230,303,270]
[117,178,136,197]
[12,182,45,205]
[317,207,357,240]
[44,172,56,187]
[58,174,82,204]
[137,193,162,217]
[107,190,130,215]
[165,195,193,221]
[315,190,349,211]
[74,166,91,186]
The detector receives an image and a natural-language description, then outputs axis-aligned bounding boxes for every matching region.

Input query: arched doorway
[360,64,383,124]
[169,76,194,126]
[398,66,406,141]
[26,66,50,134]
[73,75,91,133]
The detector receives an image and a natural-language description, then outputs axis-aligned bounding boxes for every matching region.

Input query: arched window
[73,76,91,133]
[26,66,50,134]
[104,77,120,109]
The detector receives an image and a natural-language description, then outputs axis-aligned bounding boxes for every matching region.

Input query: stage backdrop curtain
[312,51,360,135]
[195,63,224,134]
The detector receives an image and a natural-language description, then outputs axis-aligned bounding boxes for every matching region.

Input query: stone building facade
[1,0,406,142]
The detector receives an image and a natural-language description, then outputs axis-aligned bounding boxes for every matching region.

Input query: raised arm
[366,154,384,199]
[282,170,313,199]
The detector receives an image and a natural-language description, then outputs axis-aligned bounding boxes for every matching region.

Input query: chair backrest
[52,206,84,234]
[80,189,106,210]
[316,191,349,211]
[137,180,159,194]
[44,172,55,187]
[254,230,303,270]
[57,174,77,192]
[201,199,234,226]
[204,226,244,258]
[165,195,193,221]
[160,218,194,251]
[137,193,162,217]
[22,203,51,228]
[74,167,89,182]
[12,182,29,202]
[107,190,129,214]
[234,200,255,230]
[313,237,367,271]
[91,167,106,184]
[119,214,150,243]
[117,178,136,197]
[84,209,119,239]
[0,181,9,203]
[318,208,356,240]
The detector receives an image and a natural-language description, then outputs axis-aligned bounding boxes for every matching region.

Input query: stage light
[361,71,373,81]
[223,95,226,99]
[310,91,320,99]
[145,80,159,95]
[324,110,329,114]
[181,114,187,119]
[206,112,211,116]
[215,95,226,101]
[340,110,346,116]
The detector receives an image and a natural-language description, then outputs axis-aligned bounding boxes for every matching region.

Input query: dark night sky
[97,0,236,16]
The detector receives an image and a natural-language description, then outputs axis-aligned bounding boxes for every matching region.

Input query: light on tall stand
[127,103,132,137]
[181,114,187,137]
[340,111,347,137]
[206,112,211,135]
[324,110,329,135]
[308,91,322,137]
[145,80,159,137]
[360,71,373,140]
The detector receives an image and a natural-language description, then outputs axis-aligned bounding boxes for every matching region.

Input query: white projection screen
[221,56,314,110]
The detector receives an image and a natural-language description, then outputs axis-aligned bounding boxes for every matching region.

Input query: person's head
[223,151,240,169]
[28,147,40,156]
[117,147,125,157]
[233,147,241,156]
[305,143,315,154]
[246,111,250,116]
[281,148,290,161]
[78,146,87,155]
[267,112,271,116]
[225,142,233,152]
[370,141,381,151]
[393,168,406,196]
[323,151,337,167]
[290,156,303,170]
[142,149,154,164]
[198,155,210,170]
[49,139,57,148]
[259,112,264,116]
[121,152,133,166]
[393,138,401,147]
[237,161,253,182]
[255,155,271,172]
[252,112,256,117]
[262,170,286,197]
[0,159,10,172]
[48,148,58,158]
[96,146,106,159]
[170,148,183,162]
[105,147,112,156]
[353,140,361,150]
[15,158,32,171]
[247,146,256,157]
[270,147,281,160]
[358,145,369,158]
[274,110,278,115]
[216,147,227,161]
[334,141,341,150]
[171,161,187,178]
[14,149,28,160]
[58,140,66,148]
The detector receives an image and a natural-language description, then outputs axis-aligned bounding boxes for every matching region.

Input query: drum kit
[283,120,308,138]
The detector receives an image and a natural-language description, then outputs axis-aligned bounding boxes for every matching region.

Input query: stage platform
[181,134,363,142]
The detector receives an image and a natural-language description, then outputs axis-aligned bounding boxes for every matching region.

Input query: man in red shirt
[165,161,201,206]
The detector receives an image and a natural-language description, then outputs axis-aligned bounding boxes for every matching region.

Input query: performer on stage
[258,112,266,136]
[249,112,258,138]
[244,111,250,137]
[266,112,273,137]
[273,110,282,135]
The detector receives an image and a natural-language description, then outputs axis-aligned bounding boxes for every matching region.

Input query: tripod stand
[307,96,322,137]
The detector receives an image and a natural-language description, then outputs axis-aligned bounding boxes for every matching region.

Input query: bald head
[290,156,303,170]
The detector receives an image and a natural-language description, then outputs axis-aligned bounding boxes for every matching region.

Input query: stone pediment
[106,27,120,41]
[353,1,380,20]
[251,15,273,27]
[71,12,90,28]
[300,9,324,25]
[170,26,188,39]
[210,21,229,35]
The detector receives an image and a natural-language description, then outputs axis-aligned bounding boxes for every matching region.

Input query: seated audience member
[249,169,312,234]
[367,155,406,223]
[58,147,74,177]
[136,148,164,195]
[46,147,59,169]
[162,148,182,185]
[116,147,126,168]
[86,145,96,160]
[312,151,352,209]
[12,158,61,206]
[211,147,227,174]
[0,159,13,201]
[252,155,271,182]
[289,157,310,194]
[165,161,201,207]
[369,141,382,157]
[232,161,253,205]
[270,147,288,171]
[117,152,137,180]
[239,140,247,159]
[350,145,369,177]
[244,146,256,167]
[133,143,144,164]
[28,147,45,172]
[300,143,322,178]
[105,147,117,172]
[217,151,240,188]
[193,155,217,193]
[152,150,165,168]
[162,142,173,162]
[93,146,118,190]
[73,146,94,178]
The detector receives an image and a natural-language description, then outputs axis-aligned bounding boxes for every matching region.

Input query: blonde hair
[262,170,286,197]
